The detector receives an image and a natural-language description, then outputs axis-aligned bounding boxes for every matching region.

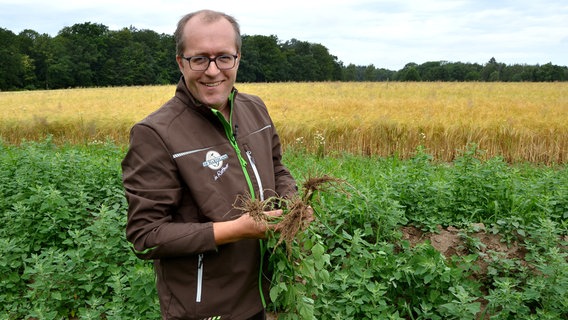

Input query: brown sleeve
[121,124,217,259]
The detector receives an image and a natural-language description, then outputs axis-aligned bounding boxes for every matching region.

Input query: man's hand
[213,209,283,245]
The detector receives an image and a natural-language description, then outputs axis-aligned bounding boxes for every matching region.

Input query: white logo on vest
[202,151,228,170]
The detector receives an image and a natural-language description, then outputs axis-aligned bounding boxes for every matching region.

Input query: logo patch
[203,151,228,170]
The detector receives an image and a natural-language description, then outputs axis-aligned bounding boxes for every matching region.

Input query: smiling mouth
[204,81,222,87]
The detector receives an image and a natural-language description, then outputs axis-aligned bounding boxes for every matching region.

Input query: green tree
[46,35,74,88]
[535,63,566,81]
[100,27,132,86]
[16,29,38,88]
[0,28,25,90]
[282,39,318,81]
[364,64,377,81]
[417,61,448,81]
[342,63,358,81]
[3,23,568,88]
[464,71,481,81]
[239,34,288,82]
[481,57,504,81]
[132,28,177,84]
[399,63,421,81]
[309,43,341,81]
[56,22,110,87]
[16,29,54,89]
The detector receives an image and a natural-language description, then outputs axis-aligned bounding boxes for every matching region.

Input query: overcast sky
[2,0,567,70]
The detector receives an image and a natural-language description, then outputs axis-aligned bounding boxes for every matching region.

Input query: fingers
[264,209,283,218]
[242,207,315,239]
[238,210,282,238]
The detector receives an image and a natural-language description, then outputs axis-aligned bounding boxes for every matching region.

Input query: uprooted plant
[233,174,350,319]
[234,174,348,256]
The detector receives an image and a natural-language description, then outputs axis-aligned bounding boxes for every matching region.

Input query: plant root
[233,175,348,258]
[273,175,346,255]
[276,195,312,257]
[233,193,278,229]
[301,174,348,203]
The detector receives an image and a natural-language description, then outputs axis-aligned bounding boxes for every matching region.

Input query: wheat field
[1,82,566,163]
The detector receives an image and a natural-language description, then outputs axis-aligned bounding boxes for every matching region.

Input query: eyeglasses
[180,54,238,71]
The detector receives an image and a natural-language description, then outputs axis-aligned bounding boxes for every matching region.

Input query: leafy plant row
[277,146,567,319]
[0,138,566,319]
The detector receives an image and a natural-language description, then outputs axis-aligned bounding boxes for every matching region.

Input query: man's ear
[236,53,241,67]
[176,55,184,72]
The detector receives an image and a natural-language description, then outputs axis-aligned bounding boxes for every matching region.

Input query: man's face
[176,16,240,111]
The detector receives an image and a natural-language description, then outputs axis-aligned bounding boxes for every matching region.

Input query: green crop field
[0,139,566,319]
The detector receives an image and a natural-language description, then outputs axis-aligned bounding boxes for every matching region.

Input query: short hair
[174,10,242,56]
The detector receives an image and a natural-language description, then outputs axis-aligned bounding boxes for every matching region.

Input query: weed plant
[0,139,566,319]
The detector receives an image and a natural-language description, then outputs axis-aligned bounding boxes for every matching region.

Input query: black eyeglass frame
[180,54,239,71]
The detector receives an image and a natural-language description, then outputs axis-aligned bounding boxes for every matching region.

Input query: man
[122,10,298,320]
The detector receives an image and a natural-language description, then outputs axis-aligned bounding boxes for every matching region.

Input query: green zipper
[210,92,268,309]
[210,92,255,200]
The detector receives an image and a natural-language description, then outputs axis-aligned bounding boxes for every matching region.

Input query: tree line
[1,22,567,91]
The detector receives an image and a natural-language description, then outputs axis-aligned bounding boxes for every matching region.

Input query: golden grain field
[1,82,566,163]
